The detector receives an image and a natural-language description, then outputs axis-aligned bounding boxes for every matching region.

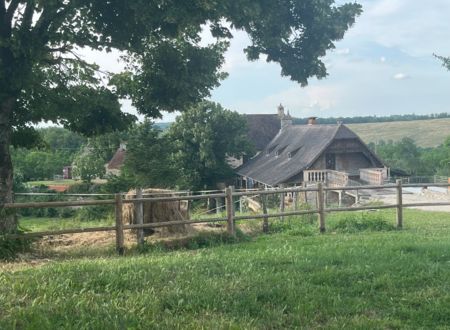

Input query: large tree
[121,121,175,188]
[168,101,253,190]
[0,0,362,233]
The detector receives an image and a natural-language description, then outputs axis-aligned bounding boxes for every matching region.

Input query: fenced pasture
[4,181,450,255]
[1,208,450,329]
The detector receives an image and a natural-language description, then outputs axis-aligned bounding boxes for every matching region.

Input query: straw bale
[123,188,189,236]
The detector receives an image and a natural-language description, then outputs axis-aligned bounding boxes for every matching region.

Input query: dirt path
[369,188,450,212]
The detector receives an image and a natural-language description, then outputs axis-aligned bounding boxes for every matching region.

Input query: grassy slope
[347,118,450,148]
[1,209,450,329]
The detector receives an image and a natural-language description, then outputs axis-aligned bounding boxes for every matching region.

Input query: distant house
[236,109,386,188]
[106,142,127,176]
[63,166,72,179]
[227,104,286,169]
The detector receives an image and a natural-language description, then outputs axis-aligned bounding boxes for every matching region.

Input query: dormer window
[267,145,278,155]
[275,145,288,157]
[288,146,302,159]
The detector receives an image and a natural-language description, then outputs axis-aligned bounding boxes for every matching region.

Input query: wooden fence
[4,180,450,255]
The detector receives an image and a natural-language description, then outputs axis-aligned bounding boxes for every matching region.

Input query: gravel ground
[369,187,450,212]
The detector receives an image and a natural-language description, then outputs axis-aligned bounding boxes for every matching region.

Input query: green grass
[348,117,450,147]
[19,216,114,232]
[1,209,450,329]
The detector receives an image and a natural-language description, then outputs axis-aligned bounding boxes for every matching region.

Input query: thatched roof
[245,114,280,151]
[107,147,126,170]
[236,124,382,186]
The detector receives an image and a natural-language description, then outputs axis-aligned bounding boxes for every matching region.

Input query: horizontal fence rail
[3,181,450,254]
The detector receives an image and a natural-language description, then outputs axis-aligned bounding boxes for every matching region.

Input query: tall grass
[1,209,450,328]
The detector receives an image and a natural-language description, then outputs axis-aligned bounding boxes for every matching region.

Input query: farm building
[236,106,388,189]
[106,142,127,176]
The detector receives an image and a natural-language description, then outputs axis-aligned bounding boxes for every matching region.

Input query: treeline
[368,137,450,177]
[12,102,252,191]
[293,113,450,125]
[12,128,86,181]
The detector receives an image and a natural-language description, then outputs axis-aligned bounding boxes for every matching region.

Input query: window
[267,145,278,155]
[288,146,302,159]
[275,145,288,157]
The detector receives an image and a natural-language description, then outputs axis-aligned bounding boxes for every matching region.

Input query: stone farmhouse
[237,105,388,189]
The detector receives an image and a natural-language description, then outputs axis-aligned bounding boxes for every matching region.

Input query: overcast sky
[85,0,450,122]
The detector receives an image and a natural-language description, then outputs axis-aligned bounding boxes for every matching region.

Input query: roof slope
[245,114,280,150]
[236,124,364,186]
[107,148,126,170]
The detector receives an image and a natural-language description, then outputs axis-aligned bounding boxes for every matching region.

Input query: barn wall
[335,152,372,172]
[309,139,382,172]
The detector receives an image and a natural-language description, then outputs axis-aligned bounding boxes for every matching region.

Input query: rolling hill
[347,118,450,148]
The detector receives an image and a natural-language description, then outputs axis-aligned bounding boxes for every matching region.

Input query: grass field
[348,118,450,148]
[19,216,114,232]
[1,209,450,329]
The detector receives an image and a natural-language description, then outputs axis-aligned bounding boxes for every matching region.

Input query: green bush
[0,227,34,260]
[269,218,317,237]
[138,229,250,253]
[75,205,113,221]
[330,212,396,233]
[59,207,76,218]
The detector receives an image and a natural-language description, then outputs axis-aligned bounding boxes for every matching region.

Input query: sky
[85,0,450,122]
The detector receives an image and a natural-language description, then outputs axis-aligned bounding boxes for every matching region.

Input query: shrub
[138,229,250,253]
[59,207,76,218]
[75,205,113,221]
[330,212,396,233]
[0,226,34,260]
[269,218,317,237]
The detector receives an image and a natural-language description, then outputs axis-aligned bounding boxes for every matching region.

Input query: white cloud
[348,0,450,56]
[380,56,386,63]
[393,73,410,80]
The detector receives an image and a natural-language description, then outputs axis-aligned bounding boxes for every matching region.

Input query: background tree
[72,146,106,183]
[0,0,362,233]
[12,127,86,181]
[120,121,175,188]
[168,101,253,190]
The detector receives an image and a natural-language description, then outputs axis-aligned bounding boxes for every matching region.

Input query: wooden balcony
[304,168,389,187]
[359,168,389,185]
[303,169,349,187]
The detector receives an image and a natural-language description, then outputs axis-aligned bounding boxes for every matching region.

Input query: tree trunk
[0,97,17,234]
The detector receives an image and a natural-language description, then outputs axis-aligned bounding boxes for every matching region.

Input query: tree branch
[20,0,35,32]
[5,0,20,24]
[34,2,72,37]
[0,1,6,30]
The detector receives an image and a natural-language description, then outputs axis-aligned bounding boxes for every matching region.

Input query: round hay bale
[123,189,189,236]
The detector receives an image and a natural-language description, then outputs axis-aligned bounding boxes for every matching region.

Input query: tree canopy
[0,0,362,232]
[168,101,253,190]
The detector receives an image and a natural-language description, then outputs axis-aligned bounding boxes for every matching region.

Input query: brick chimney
[307,117,317,125]
[277,103,285,118]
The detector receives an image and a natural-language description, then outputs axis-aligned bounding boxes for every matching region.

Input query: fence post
[187,191,192,218]
[317,182,326,233]
[396,179,403,229]
[115,193,125,255]
[136,188,145,247]
[262,195,269,233]
[231,185,236,216]
[293,191,298,211]
[225,186,236,237]
[303,182,308,204]
[279,184,285,221]
[215,197,221,214]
